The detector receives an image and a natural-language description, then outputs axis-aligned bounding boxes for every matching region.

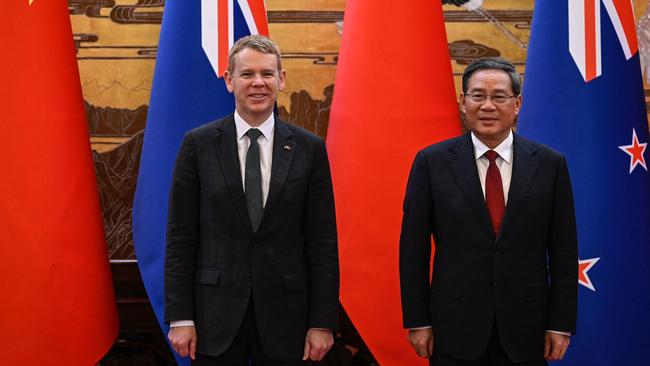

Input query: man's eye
[240,73,253,78]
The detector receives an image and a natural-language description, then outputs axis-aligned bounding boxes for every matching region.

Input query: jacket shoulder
[514,134,566,162]
[188,115,232,136]
[278,118,324,145]
[418,134,468,157]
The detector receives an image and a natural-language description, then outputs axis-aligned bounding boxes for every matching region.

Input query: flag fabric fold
[519,1,650,364]
[327,2,461,364]
[132,0,267,363]
[0,1,119,364]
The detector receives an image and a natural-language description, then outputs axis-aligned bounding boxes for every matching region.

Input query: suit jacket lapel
[216,116,253,232]
[498,134,539,241]
[447,134,495,239]
[263,119,295,218]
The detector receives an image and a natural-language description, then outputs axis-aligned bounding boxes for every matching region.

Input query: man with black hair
[400,57,578,366]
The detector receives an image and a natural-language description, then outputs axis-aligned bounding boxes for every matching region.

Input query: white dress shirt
[471,131,513,204]
[234,111,275,206]
[170,112,275,329]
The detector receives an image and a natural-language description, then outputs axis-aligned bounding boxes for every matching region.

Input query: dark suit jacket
[164,114,339,360]
[400,132,577,362]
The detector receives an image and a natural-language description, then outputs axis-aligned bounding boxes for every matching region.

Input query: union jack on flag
[569,0,638,82]
[201,0,269,77]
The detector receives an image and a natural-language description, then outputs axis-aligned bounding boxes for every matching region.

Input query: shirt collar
[234,111,275,141]
[471,130,513,164]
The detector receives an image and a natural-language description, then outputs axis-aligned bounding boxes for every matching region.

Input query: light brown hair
[227,35,283,74]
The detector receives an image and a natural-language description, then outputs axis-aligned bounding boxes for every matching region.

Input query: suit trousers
[192,296,305,366]
[430,322,548,366]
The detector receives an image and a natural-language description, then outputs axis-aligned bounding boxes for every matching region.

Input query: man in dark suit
[399,57,578,366]
[165,35,339,365]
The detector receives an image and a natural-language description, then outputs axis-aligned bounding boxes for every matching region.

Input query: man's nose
[480,99,497,110]
[251,74,266,85]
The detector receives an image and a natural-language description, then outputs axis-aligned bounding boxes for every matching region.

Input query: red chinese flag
[327,1,460,364]
[0,1,119,364]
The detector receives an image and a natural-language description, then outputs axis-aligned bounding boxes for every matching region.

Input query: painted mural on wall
[69,0,650,260]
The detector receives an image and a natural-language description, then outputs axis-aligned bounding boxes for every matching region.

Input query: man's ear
[514,94,522,113]
[224,71,234,93]
[459,93,466,114]
[278,69,287,91]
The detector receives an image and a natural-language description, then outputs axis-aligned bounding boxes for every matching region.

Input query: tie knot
[247,128,262,141]
[485,150,499,162]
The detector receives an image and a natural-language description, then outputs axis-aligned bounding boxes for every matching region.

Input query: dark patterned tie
[245,128,263,232]
[485,150,505,235]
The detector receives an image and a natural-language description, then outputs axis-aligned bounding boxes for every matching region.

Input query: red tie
[485,150,505,235]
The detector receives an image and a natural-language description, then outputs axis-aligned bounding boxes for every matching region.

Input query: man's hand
[544,332,570,361]
[303,328,334,361]
[408,328,433,359]
[168,326,197,360]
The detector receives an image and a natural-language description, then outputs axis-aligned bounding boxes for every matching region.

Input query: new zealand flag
[519,1,650,364]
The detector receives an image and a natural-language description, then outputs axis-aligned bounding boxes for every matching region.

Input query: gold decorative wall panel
[70,0,650,260]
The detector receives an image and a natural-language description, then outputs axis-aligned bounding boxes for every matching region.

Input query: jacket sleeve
[164,132,201,323]
[399,150,434,329]
[546,155,578,334]
[304,138,340,330]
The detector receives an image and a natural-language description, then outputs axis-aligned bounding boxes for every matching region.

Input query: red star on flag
[579,257,600,291]
[618,128,648,174]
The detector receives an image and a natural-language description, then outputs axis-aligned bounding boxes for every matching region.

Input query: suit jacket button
[494,250,501,256]
[252,241,260,248]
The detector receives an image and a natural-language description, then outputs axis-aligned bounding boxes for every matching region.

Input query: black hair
[461,57,522,95]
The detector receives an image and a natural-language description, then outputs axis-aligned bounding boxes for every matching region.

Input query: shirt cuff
[409,326,432,330]
[170,320,195,327]
[546,330,571,336]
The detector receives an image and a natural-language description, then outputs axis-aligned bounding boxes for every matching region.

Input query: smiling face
[224,47,286,126]
[460,69,522,148]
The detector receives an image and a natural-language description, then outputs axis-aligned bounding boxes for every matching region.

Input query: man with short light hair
[165,35,340,365]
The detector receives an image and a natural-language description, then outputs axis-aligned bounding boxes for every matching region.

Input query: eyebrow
[468,87,511,94]
[238,67,276,73]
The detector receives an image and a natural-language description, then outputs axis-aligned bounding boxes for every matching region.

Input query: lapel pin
[283,145,292,151]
